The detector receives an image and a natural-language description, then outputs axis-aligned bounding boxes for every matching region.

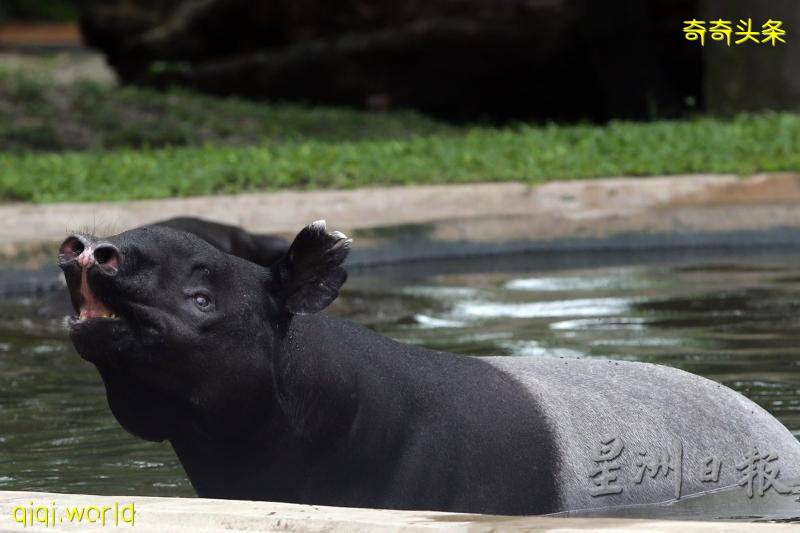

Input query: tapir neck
[272,312,444,439]
[168,411,300,501]
[170,313,424,503]
[271,313,363,439]
[168,312,561,513]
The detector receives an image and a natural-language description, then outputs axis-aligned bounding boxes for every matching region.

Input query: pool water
[1,248,799,513]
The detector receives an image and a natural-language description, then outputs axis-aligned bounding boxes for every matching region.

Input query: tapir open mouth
[59,235,123,325]
[75,266,119,322]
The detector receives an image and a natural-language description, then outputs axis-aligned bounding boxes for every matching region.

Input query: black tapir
[58,221,800,515]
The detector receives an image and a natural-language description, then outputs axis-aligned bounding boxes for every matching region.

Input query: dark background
[2,0,798,123]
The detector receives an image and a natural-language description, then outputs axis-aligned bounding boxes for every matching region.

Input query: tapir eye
[193,293,211,309]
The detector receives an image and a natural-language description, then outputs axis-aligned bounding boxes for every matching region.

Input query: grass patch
[2,112,800,203]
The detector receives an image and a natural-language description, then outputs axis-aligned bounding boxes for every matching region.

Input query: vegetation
[1,55,799,203]
[3,112,800,203]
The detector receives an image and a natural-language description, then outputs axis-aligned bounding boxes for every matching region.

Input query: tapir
[58,221,800,515]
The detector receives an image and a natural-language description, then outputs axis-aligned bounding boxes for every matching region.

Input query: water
[2,248,800,515]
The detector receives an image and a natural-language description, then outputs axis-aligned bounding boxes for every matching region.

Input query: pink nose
[77,247,96,268]
[59,235,121,272]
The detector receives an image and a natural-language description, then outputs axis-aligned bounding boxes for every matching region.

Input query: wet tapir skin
[59,222,800,515]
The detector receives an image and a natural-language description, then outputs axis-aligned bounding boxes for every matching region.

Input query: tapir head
[58,221,351,442]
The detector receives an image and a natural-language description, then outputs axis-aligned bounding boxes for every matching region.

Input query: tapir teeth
[77,311,118,321]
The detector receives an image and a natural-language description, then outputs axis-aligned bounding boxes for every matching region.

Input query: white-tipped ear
[272,220,352,315]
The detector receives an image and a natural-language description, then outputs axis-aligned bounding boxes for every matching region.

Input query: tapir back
[483,356,800,513]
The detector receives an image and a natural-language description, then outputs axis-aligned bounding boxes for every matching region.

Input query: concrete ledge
[1,491,796,532]
[4,172,800,256]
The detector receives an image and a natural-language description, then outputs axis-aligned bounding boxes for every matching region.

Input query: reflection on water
[1,249,800,516]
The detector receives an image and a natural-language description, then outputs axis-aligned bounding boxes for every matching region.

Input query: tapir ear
[271,220,352,315]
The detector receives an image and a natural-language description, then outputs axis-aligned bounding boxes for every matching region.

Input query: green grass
[3,112,800,203]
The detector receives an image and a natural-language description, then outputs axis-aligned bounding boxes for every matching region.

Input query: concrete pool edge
[1,490,797,532]
[3,172,800,257]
